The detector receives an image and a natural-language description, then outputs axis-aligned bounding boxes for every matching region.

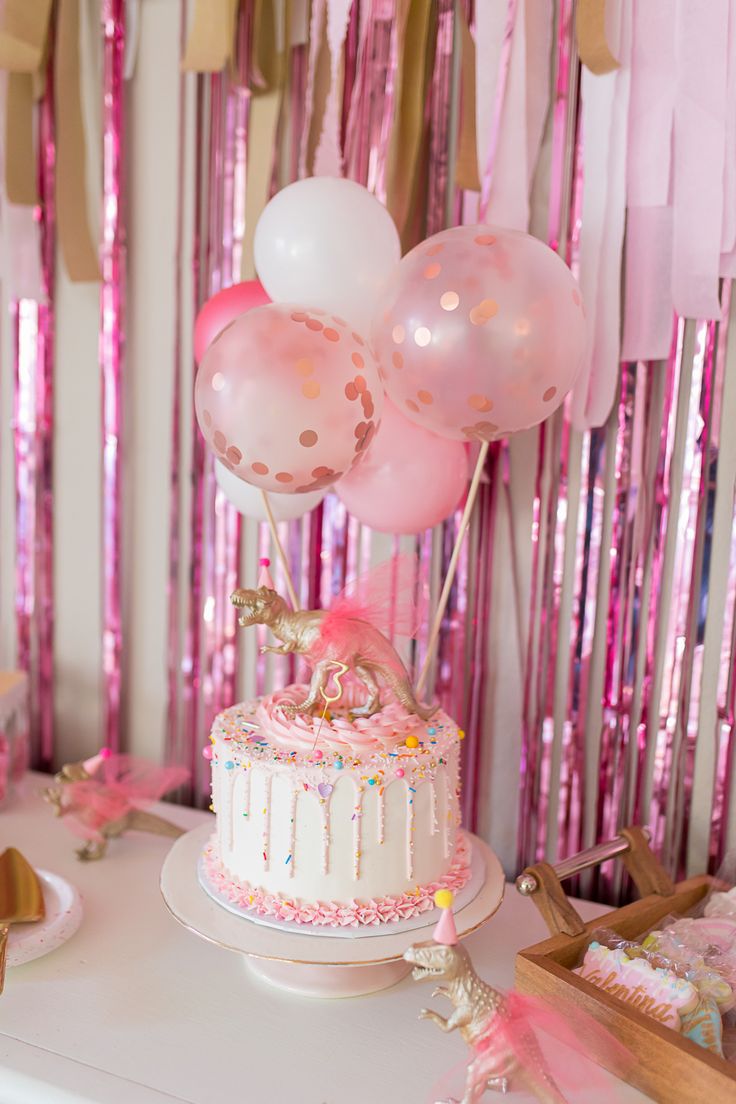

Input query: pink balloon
[193,280,270,364]
[372,225,586,441]
[335,401,467,534]
[195,304,384,494]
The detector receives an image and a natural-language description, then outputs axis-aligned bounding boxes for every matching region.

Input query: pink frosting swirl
[253,685,453,754]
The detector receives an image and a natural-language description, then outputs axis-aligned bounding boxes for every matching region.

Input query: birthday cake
[202,682,470,927]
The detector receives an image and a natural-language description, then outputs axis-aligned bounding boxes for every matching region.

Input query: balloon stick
[260,490,300,610]
[416,441,490,696]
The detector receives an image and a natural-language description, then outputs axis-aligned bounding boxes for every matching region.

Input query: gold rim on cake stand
[160,822,504,996]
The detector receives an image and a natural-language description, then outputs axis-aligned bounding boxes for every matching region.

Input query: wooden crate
[514,828,736,1104]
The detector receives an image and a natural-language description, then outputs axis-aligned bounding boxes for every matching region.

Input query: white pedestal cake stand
[160,823,504,998]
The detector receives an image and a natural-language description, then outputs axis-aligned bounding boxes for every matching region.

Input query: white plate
[197,831,485,938]
[7,869,83,967]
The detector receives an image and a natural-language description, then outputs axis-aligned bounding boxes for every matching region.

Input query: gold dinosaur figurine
[43,757,184,861]
[230,585,435,719]
[404,934,568,1104]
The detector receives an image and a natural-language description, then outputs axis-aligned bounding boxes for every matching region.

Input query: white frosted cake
[202,683,470,927]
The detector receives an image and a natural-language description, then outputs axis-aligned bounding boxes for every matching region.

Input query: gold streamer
[182,0,238,73]
[5,73,38,205]
[55,0,100,281]
[385,0,436,244]
[576,0,620,76]
[454,4,480,193]
[0,0,53,72]
[241,0,287,279]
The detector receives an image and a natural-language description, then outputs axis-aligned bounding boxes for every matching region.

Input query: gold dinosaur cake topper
[230,585,435,719]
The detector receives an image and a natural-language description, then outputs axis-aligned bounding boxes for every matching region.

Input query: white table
[0,773,648,1103]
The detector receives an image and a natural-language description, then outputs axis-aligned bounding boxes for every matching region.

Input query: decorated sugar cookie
[574,942,699,1030]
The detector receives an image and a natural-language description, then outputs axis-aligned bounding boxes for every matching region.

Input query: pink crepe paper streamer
[672,0,728,320]
[100,0,126,751]
[479,0,553,231]
[570,0,631,430]
[313,0,354,177]
[61,754,189,842]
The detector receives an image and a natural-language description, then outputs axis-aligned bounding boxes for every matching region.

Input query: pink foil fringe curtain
[517,7,736,894]
[12,1,736,888]
[101,1,126,752]
[13,56,56,771]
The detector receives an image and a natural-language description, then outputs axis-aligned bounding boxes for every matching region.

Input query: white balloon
[215,462,327,521]
[254,177,400,334]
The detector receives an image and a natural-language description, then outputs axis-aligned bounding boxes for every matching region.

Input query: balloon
[335,401,467,534]
[194,280,270,364]
[372,225,586,441]
[195,303,384,494]
[215,462,327,520]
[254,177,400,334]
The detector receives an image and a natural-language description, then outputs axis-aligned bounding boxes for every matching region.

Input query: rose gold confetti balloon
[372,225,586,441]
[195,303,383,493]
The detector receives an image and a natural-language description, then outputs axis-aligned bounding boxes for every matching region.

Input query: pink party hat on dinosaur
[258,557,275,589]
[82,747,112,776]
[433,889,458,945]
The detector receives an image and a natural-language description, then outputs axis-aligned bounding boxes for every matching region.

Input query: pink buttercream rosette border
[201,834,471,928]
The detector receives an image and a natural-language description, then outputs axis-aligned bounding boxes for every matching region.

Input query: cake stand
[160,823,504,998]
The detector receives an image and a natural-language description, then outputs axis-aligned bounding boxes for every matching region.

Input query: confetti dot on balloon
[299,430,318,447]
[302,380,321,399]
[355,375,367,393]
[414,327,432,347]
[440,291,459,311]
[353,332,365,345]
[424,263,442,280]
[405,735,419,748]
[333,316,348,327]
[296,358,314,376]
[392,325,406,344]
[469,299,498,326]
[226,445,242,464]
[305,318,323,332]
[323,328,340,342]
[392,351,404,370]
[203,410,212,427]
[212,372,225,392]
[275,472,293,484]
[291,311,308,322]
[468,394,493,412]
[345,381,358,400]
[434,889,454,909]
[418,390,433,405]
[213,430,227,452]
[406,399,419,413]
[543,386,557,402]
[354,421,367,439]
[313,466,331,477]
[474,233,496,246]
[572,289,581,305]
[362,397,375,419]
[252,461,269,475]
[426,243,444,256]
[352,352,364,369]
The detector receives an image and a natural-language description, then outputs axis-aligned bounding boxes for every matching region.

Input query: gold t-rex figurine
[404,937,568,1104]
[230,585,435,719]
